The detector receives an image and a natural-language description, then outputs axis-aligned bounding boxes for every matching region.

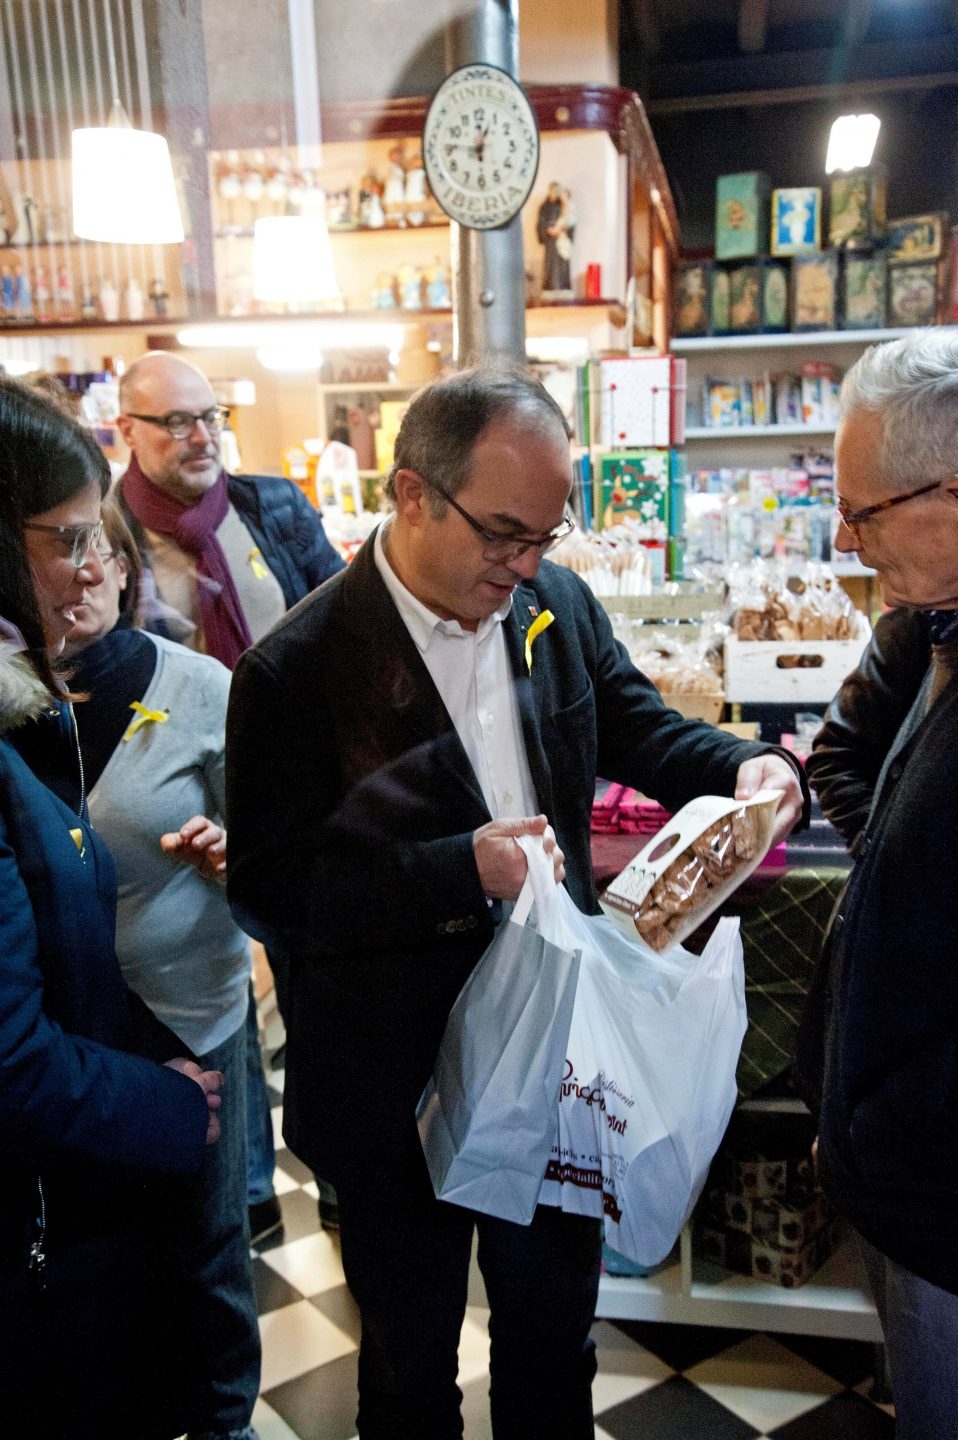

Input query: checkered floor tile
[250,1026,894,1440]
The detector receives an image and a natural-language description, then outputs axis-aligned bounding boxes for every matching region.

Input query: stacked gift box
[694,1109,844,1288]
[674,167,952,338]
[575,356,687,581]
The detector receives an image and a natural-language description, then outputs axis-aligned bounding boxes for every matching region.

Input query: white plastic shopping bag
[537,895,746,1267]
[417,835,580,1224]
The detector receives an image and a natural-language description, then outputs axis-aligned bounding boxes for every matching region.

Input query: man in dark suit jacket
[797,329,958,1440]
[226,367,804,1440]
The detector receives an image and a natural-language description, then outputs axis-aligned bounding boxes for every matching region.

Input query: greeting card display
[842,254,887,330]
[771,187,822,256]
[715,172,770,260]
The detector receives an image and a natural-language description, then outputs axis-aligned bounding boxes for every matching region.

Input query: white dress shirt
[374,519,538,820]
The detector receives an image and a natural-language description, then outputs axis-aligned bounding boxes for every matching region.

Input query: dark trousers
[335,1153,602,1440]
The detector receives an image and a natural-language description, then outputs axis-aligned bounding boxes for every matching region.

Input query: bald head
[117,352,223,504]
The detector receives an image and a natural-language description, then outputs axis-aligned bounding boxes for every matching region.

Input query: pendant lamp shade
[72,103,185,243]
[252,215,341,307]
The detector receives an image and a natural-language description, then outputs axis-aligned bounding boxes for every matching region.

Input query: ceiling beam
[738,0,769,55]
[648,67,958,114]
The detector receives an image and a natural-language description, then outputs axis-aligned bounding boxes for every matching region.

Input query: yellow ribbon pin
[524,609,555,675]
[69,827,86,860]
[122,702,170,742]
[249,547,269,580]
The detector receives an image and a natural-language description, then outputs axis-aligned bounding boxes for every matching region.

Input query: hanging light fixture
[252,212,342,311]
[71,2,184,244]
[825,114,881,174]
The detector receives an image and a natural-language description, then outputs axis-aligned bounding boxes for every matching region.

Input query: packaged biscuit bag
[601,790,782,952]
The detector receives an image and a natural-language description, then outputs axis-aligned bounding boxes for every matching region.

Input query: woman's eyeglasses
[24,520,104,567]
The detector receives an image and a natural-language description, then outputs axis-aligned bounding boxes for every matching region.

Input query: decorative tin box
[760,257,790,332]
[827,166,887,250]
[888,260,940,326]
[727,261,762,334]
[711,265,731,334]
[886,213,946,263]
[792,250,838,329]
[715,172,770,260]
[842,252,887,329]
[673,260,712,337]
[771,187,822,256]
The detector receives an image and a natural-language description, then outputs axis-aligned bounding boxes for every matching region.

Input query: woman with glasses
[0,376,222,1439]
[58,498,264,1440]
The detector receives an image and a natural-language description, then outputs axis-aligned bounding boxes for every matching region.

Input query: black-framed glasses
[24,519,104,567]
[125,405,230,440]
[836,477,951,535]
[425,477,575,561]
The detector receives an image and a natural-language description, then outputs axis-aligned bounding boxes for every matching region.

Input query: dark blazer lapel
[337,531,486,806]
[505,585,556,820]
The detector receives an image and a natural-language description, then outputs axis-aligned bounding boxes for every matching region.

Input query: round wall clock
[422,63,540,230]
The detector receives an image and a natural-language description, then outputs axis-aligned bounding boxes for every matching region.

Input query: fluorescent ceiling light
[72,104,184,243]
[256,344,324,372]
[177,321,406,350]
[825,114,881,173]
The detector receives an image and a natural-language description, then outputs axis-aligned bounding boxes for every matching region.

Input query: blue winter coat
[0,652,209,1436]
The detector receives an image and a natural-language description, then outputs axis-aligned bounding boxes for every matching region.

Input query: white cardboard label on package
[600,789,782,947]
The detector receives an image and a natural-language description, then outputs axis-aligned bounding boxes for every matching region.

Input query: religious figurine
[371,271,396,309]
[149,277,170,316]
[124,276,145,321]
[404,152,428,226]
[33,265,52,322]
[0,263,15,318]
[537,182,575,297]
[98,276,119,322]
[57,264,76,320]
[397,262,422,309]
[13,260,33,319]
[425,257,451,309]
[383,144,407,225]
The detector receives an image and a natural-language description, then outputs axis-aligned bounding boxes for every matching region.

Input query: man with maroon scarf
[115,352,343,1440]
[117,351,343,665]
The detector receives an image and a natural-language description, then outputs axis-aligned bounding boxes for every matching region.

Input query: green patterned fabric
[735,868,847,1097]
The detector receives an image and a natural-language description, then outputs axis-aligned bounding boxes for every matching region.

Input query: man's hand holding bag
[416,834,580,1224]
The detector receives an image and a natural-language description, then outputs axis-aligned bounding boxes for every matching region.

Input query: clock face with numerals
[423,63,540,230]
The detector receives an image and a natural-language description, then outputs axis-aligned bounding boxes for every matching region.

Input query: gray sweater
[88,633,250,1054]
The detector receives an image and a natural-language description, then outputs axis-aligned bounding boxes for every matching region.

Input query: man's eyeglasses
[24,520,104,567]
[125,405,230,440]
[836,477,951,536]
[426,477,575,561]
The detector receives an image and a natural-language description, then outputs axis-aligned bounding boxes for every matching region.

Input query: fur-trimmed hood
[0,648,53,735]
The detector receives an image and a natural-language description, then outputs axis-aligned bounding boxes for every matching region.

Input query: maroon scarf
[121,455,254,669]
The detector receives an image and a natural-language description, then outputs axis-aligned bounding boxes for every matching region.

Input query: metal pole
[445,1,526,367]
